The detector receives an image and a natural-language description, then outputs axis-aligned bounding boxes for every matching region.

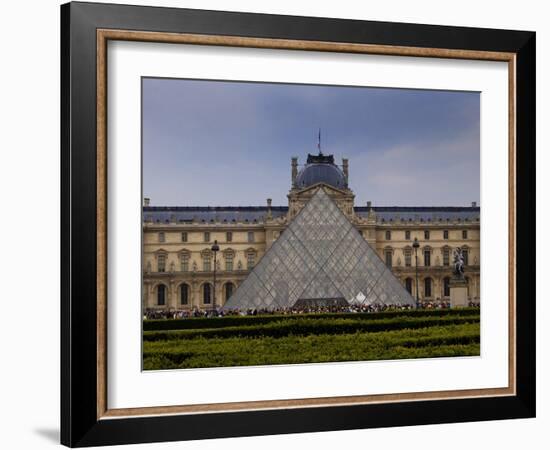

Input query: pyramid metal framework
[223,188,415,311]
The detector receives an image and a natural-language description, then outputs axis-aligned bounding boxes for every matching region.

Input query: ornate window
[247,231,255,243]
[405,278,413,295]
[157,253,166,272]
[462,230,468,239]
[201,249,212,272]
[179,252,189,272]
[443,230,449,239]
[158,232,165,243]
[204,231,210,242]
[246,250,256,269]
[423,249,431,267]
[385,230,391,240]
[405,230,411,240]
[225,252,234,271]
[424,278,432,298]
[181,232,188,242]
[180,284,189,305]
[443,247,450,266]
[157,284,166,306]
[202,283,211,304]
[225,282,234,301]
[226,231,233,242]
[443,277,450,297]
[384,248,393,268]
[462,247,469,266]
[404,248,412,267]
[424,230,430,240]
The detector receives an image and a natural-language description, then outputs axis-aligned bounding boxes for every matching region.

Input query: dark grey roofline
[144,206,288,212]
[356,206,480,212]
[144,206,480,212]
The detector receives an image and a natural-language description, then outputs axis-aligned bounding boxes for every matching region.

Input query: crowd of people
[143,300,480,320]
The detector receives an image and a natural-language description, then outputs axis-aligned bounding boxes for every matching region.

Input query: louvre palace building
[143,152,480,311]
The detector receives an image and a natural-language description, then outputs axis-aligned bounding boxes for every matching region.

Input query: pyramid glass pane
[223,188,415,311]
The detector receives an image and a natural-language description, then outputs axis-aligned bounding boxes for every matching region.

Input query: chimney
[471,201,477,207]
[366,201,372,210]
[143,197,150,207]
[342,158,349,186]
[291,157,298,187]
[266,198,272,219]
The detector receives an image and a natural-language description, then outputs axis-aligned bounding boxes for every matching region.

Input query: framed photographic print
[61,1,536,447]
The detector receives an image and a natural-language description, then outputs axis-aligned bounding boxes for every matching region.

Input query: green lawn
[142,308,480,370]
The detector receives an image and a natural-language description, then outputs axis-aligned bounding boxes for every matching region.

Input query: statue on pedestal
[453,247,465,279]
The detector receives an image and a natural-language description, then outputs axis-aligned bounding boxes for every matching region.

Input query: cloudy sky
[142,77,480,207]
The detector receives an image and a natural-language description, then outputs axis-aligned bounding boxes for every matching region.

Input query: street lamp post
[211,239,220,315]
[412,237,420,308]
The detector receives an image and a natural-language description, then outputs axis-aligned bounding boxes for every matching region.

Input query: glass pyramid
[223,188,415,311]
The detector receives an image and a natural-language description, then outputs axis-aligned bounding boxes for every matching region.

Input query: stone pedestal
[450,278,468,308]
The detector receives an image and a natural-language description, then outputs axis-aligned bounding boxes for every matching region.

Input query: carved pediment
[289,183,351,198]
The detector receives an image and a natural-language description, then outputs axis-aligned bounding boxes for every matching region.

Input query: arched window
[180,284,189,305]
[424,278,432,298]
[203,283,212,304]
[225,282,234,301]
[443,277,450,297]
[157,284,166,306]
[405,278,413,295]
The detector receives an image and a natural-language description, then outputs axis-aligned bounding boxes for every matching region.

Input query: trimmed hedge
[143,314,480,341]
[143,307,480,331]
[143,322,480,369]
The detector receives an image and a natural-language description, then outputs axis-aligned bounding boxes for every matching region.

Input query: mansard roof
[143,205,480,223]
[143,206,287,224]
[356,206,480,223]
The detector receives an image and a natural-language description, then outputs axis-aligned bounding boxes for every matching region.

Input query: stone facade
[143,154,480,311]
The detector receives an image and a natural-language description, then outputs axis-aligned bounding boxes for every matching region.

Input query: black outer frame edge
[514,33,536,415]
[60,2,536,447]
[76,396,533,447]
[60,2,72,447]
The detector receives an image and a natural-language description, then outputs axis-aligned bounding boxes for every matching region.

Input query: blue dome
[295,163,347,189]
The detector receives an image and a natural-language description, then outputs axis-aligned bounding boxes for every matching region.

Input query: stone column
[170,280,178,309]
[342,158,349,186]
[191,281,199,309]
[291,157,298,187]
[143,281,150,311]
[266,198,272,219]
